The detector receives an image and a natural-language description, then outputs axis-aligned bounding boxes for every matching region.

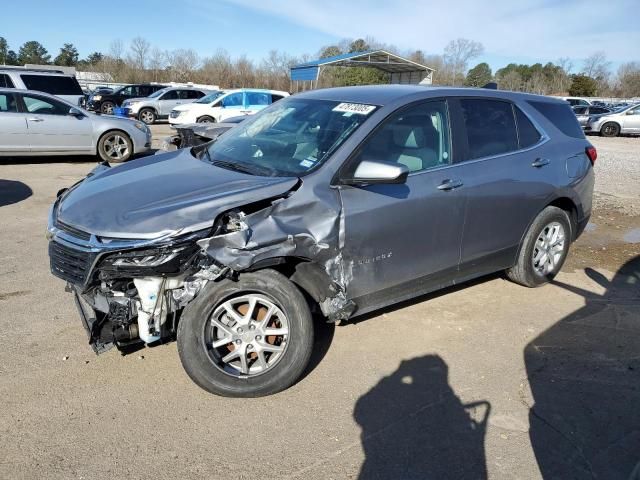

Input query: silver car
[0,89,151,162]
[572,105,612,127]
[121,87,211,124]
[585,103,640,136]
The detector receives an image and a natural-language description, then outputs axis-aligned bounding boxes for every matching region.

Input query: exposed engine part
[134,276,186,344]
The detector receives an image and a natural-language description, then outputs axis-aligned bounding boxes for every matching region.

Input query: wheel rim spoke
[532,221,566,275]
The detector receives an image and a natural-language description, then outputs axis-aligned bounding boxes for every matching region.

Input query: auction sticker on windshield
[332,103,376,115]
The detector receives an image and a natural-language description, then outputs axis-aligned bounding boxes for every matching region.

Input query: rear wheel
[138,108,156,125]
[100,101,115,115]
[177,269,314,397]
[97,130,133,163]
[196,115,215,123]
[600,122,620,137]
[507,206,572,287]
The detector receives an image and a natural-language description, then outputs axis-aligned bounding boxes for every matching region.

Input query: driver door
[338,100,467,309]
[621,105,640,133]
[20,93,93,152]
[217,92,245,121]
[157,90,182,116]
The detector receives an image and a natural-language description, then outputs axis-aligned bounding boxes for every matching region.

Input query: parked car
[47,85,595,397]
[85,83,168,115]
[572,105,612,127]
[560,96,592,107]
[169,88,288,125]
[0,66,84,105]
[158,115,247,152]
[122,86,211,124]
[584,103,640,136]
[0,88,151,162]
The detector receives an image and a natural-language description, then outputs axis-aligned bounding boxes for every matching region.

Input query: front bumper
[85,100,102,112]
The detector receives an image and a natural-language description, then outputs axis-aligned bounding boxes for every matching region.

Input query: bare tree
[498,71,522,91]
[616,62,640,97]
[129,36,150,70]
[443,38,484,86]
[583,51,610,79]
[201,49,233,87]
[165,49,199,83]
[148,47,165,82]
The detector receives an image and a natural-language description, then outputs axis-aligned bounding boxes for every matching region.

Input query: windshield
[197,91,224,104]
[201,98,377,177]
[149,88,169,98]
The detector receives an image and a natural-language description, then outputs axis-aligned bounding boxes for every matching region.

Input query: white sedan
[169,88,289,125]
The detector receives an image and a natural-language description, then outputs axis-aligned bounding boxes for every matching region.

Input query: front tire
[177,269,314,397]
[97,130,133,163]
[138,108,157,125]
[600,122,620,137]
[507,206,572,287]
[196,115,215,123]
[100,101,115,115]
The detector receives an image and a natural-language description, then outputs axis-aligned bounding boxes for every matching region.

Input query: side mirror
[68,107,85,118]
[343,160,409,186]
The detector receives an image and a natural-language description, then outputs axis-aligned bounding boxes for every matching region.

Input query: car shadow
[354,354,490,479]
[526,256,640,478]
[0,179,33,207]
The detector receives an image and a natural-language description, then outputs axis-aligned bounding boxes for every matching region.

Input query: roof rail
[0,65,67,74]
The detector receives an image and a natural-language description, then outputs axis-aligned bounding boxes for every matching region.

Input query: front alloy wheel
[531,222,566,276]
[98,131,132,163]
[204,294,289,376]
[177,269,314,397]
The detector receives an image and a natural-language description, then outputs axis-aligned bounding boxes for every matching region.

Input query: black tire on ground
[177,269,314,397]
[138,108,157,124]
[600,122,620,137]
[97,130,133,163]
[196,115,215,123]
[506,206,572,288]
[100,101,115,115]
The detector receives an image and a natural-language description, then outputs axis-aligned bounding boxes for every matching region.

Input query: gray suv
[47,85,595,397]
[121,86,210,124]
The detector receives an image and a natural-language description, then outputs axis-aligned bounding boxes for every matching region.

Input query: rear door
[452,98,553,276]
[0,92,30,153]
[20,93,93,152]
[339,99,467,307]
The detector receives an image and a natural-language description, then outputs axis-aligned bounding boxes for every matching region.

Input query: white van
[0,67,84,105]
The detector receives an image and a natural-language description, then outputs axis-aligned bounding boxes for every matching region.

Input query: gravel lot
[0,131,638,479]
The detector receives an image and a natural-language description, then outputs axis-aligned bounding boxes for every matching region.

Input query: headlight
[93,95,102,101]
[110,249,184,267]
[133,121,148,132]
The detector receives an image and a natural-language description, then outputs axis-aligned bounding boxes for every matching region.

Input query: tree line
[0,36,638,97]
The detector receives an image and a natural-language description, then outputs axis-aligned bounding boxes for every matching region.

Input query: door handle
[27,117,44,122]
[531,158,550,168]
[437,179,464,191]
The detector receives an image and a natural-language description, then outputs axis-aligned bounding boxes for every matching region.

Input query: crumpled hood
[57,149,299,239]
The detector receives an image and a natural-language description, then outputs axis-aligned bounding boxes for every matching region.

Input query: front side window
[221,92,243,108]
[353,100,451,173]
[22,94,69,115]
[20,75,82,95]
[460,99,518,159]
[0,93,17,112]
[246,92,270,106]
[160,90,178,100]
[628,106,640,115]
[0,74,15,88]
[573,107,587,115]
[203,98,376,177]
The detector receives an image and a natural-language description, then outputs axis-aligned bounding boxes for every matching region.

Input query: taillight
[585,146,597,165]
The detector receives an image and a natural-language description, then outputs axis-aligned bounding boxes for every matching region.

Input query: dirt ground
[0,131,638,479]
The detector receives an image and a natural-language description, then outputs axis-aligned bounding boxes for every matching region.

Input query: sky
[3,0,638,73]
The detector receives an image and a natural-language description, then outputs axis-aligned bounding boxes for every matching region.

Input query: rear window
[529,101,584,138]
[20,74,82,96]
[460,99,518,160]
[0,74,15,88]
[514,107,542,148]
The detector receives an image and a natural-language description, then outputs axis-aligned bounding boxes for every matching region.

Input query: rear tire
[97,130,133,163]
[507,206,572,287]
[196,115,215,123]
[138,108,156,125]
[600,122,620,137]
[177,269,314,397]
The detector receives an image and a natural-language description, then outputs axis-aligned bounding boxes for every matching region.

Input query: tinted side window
[221,93,243,107]
[246,92,270,106]
[186,90,204,99]
[573,107,587,114]
[271,94,284,103]
[160,90,178,100]
[460,99,518,159]
[514,107,542,148]
[20,75,82,95]
[590,107,608,114]
[354,100,451,173]
[0,93,17,112]
[528,101,584,138]
[0,74,15,88]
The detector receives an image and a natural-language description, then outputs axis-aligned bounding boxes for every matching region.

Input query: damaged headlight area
[99,244,198,276]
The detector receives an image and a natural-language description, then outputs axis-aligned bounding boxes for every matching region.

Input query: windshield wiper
[210,159,258,175]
